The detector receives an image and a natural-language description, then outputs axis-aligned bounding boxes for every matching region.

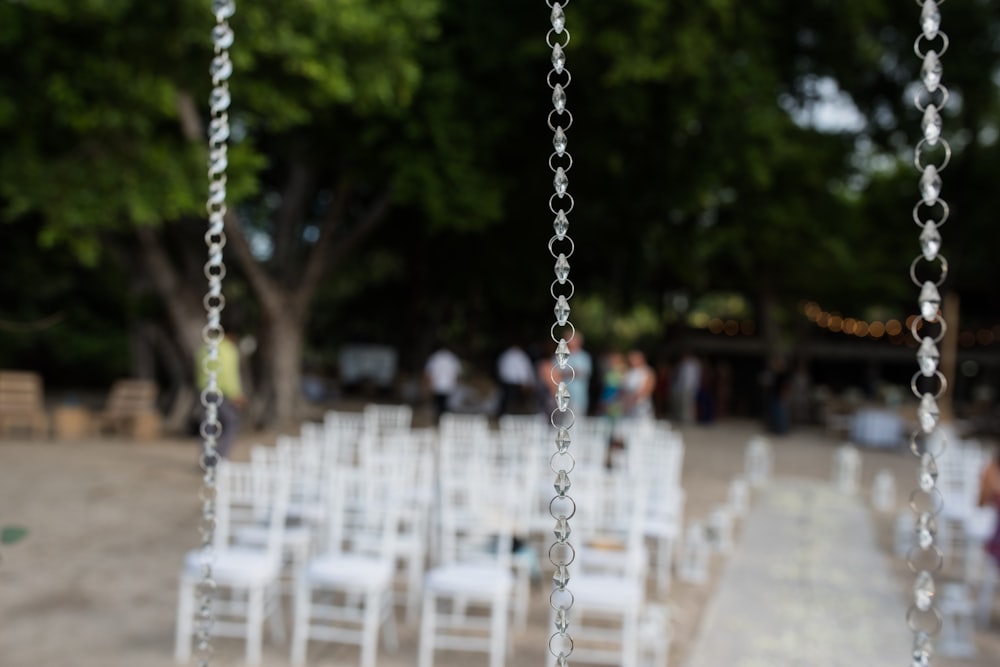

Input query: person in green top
[196,332,246,462]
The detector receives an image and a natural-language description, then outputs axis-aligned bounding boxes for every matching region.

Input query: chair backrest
[324,464,400,562]
[435,456,524,571]
[215,460,290,567]
[0,371,44,414]
[323,410,366,466]
[103,379,158,416]
[363,403,412,435]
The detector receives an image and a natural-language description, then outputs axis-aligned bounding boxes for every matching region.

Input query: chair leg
[622,609,640,667]
[382,588,399,651]
[489,594,509,667]
[246,585,264,666]
[290,577,310,667]
[267,582,286,644]
[417,592,436,667]
[406,549,424,625]
[360,590,381,667]
[174,577,194,663]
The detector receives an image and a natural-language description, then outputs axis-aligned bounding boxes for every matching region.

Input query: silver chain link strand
[546,2,576,665]
[196,1,235,664]
[908,2,949,664]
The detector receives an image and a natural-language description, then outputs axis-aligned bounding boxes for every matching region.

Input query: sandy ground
[0,415,997,666]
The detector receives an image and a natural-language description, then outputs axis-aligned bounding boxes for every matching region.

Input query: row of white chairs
[175,405,686,667]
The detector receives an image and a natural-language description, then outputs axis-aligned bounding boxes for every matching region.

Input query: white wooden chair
[291,465,401,667]
[552,470,649,667]
[418,456,522,667]
[363,402,412,435]
[174,461,291,666]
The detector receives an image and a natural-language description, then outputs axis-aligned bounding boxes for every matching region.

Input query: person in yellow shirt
[196,332,246,462]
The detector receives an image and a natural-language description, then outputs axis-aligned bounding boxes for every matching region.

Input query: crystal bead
[919,165,941,204]
[919,221,941,261]
[555,338,570,368]
[554,608,569,633]
[921,1,940,41]
[921,50,942,92]
[918,457,938,493]
[554,167,568,196]
[912,631,933,667]
[212,24,235,50]
[554,516,571,541]
[552,43,566,74]
[917,337,940,376]
[212,0,236,20]
[919,281,941,321]
[551,3,565,34]
[914,570,935,611]
[918,527,934,550]
[554,295,570,325]
[921,105,942,146]
[554,253,570,283]
[553,126,568,156]
[554,470,571,495]
[211,54,233,81]
[553,564,570,587]
[556,656,569,667]
[553,84,567,113]
[556,428,571,453]
[553,210,569,238]
[918,393,940,434]
[209,88,231,113]
[555,382,571,411]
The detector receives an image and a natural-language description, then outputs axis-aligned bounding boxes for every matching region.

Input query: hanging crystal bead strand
[546,2,576,665]
[908,3,950,665]
[197,2,235,665]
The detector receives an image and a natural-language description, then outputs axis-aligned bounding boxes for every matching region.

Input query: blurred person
[496,342,535,416]
[598,350,627,420]
[424,342,461,424]
[623,349,655,419]
[195,330,246,463]
[674,350,701,424]
[979,449,1000,565]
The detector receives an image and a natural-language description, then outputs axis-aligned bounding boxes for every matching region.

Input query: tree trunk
[264,310,306,428]
[939,292,959,423]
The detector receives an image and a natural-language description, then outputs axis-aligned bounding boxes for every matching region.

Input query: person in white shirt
[496,344,535,416]
[424,344,461,423]
[674,350,701,424]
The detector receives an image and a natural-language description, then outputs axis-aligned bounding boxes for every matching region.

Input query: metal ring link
[550,365,575,385]
[910,370,948,399]
[914,84,949,112]
[910,430,948,458]
[548,634,574,659]
[548,235,575,258]
[547,109,574,132]
[909,486,945,516]
[549,587,575,611]
[550,450,576,475]
[906,604,944,635]
[910,315,946,343]
[912,199,949,228]
[549,495,577,520]
[547,68,572,89]
[550,279,575,301]
[549,151,574,172]
[914,138,951,171]
[550,321,576,344]
[909,254,948,287]
[546,28,571,49]
[549,406,576,430]
[548,192,575,214]
[914,32,949,58]
[548,541,577,567]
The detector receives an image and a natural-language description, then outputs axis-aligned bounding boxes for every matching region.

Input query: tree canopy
[3,1,1000,417]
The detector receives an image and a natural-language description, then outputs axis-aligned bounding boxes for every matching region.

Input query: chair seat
[425,563,514,597]
[306,554,394,590]
[572,574,644,610]
[183,548,282,587]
